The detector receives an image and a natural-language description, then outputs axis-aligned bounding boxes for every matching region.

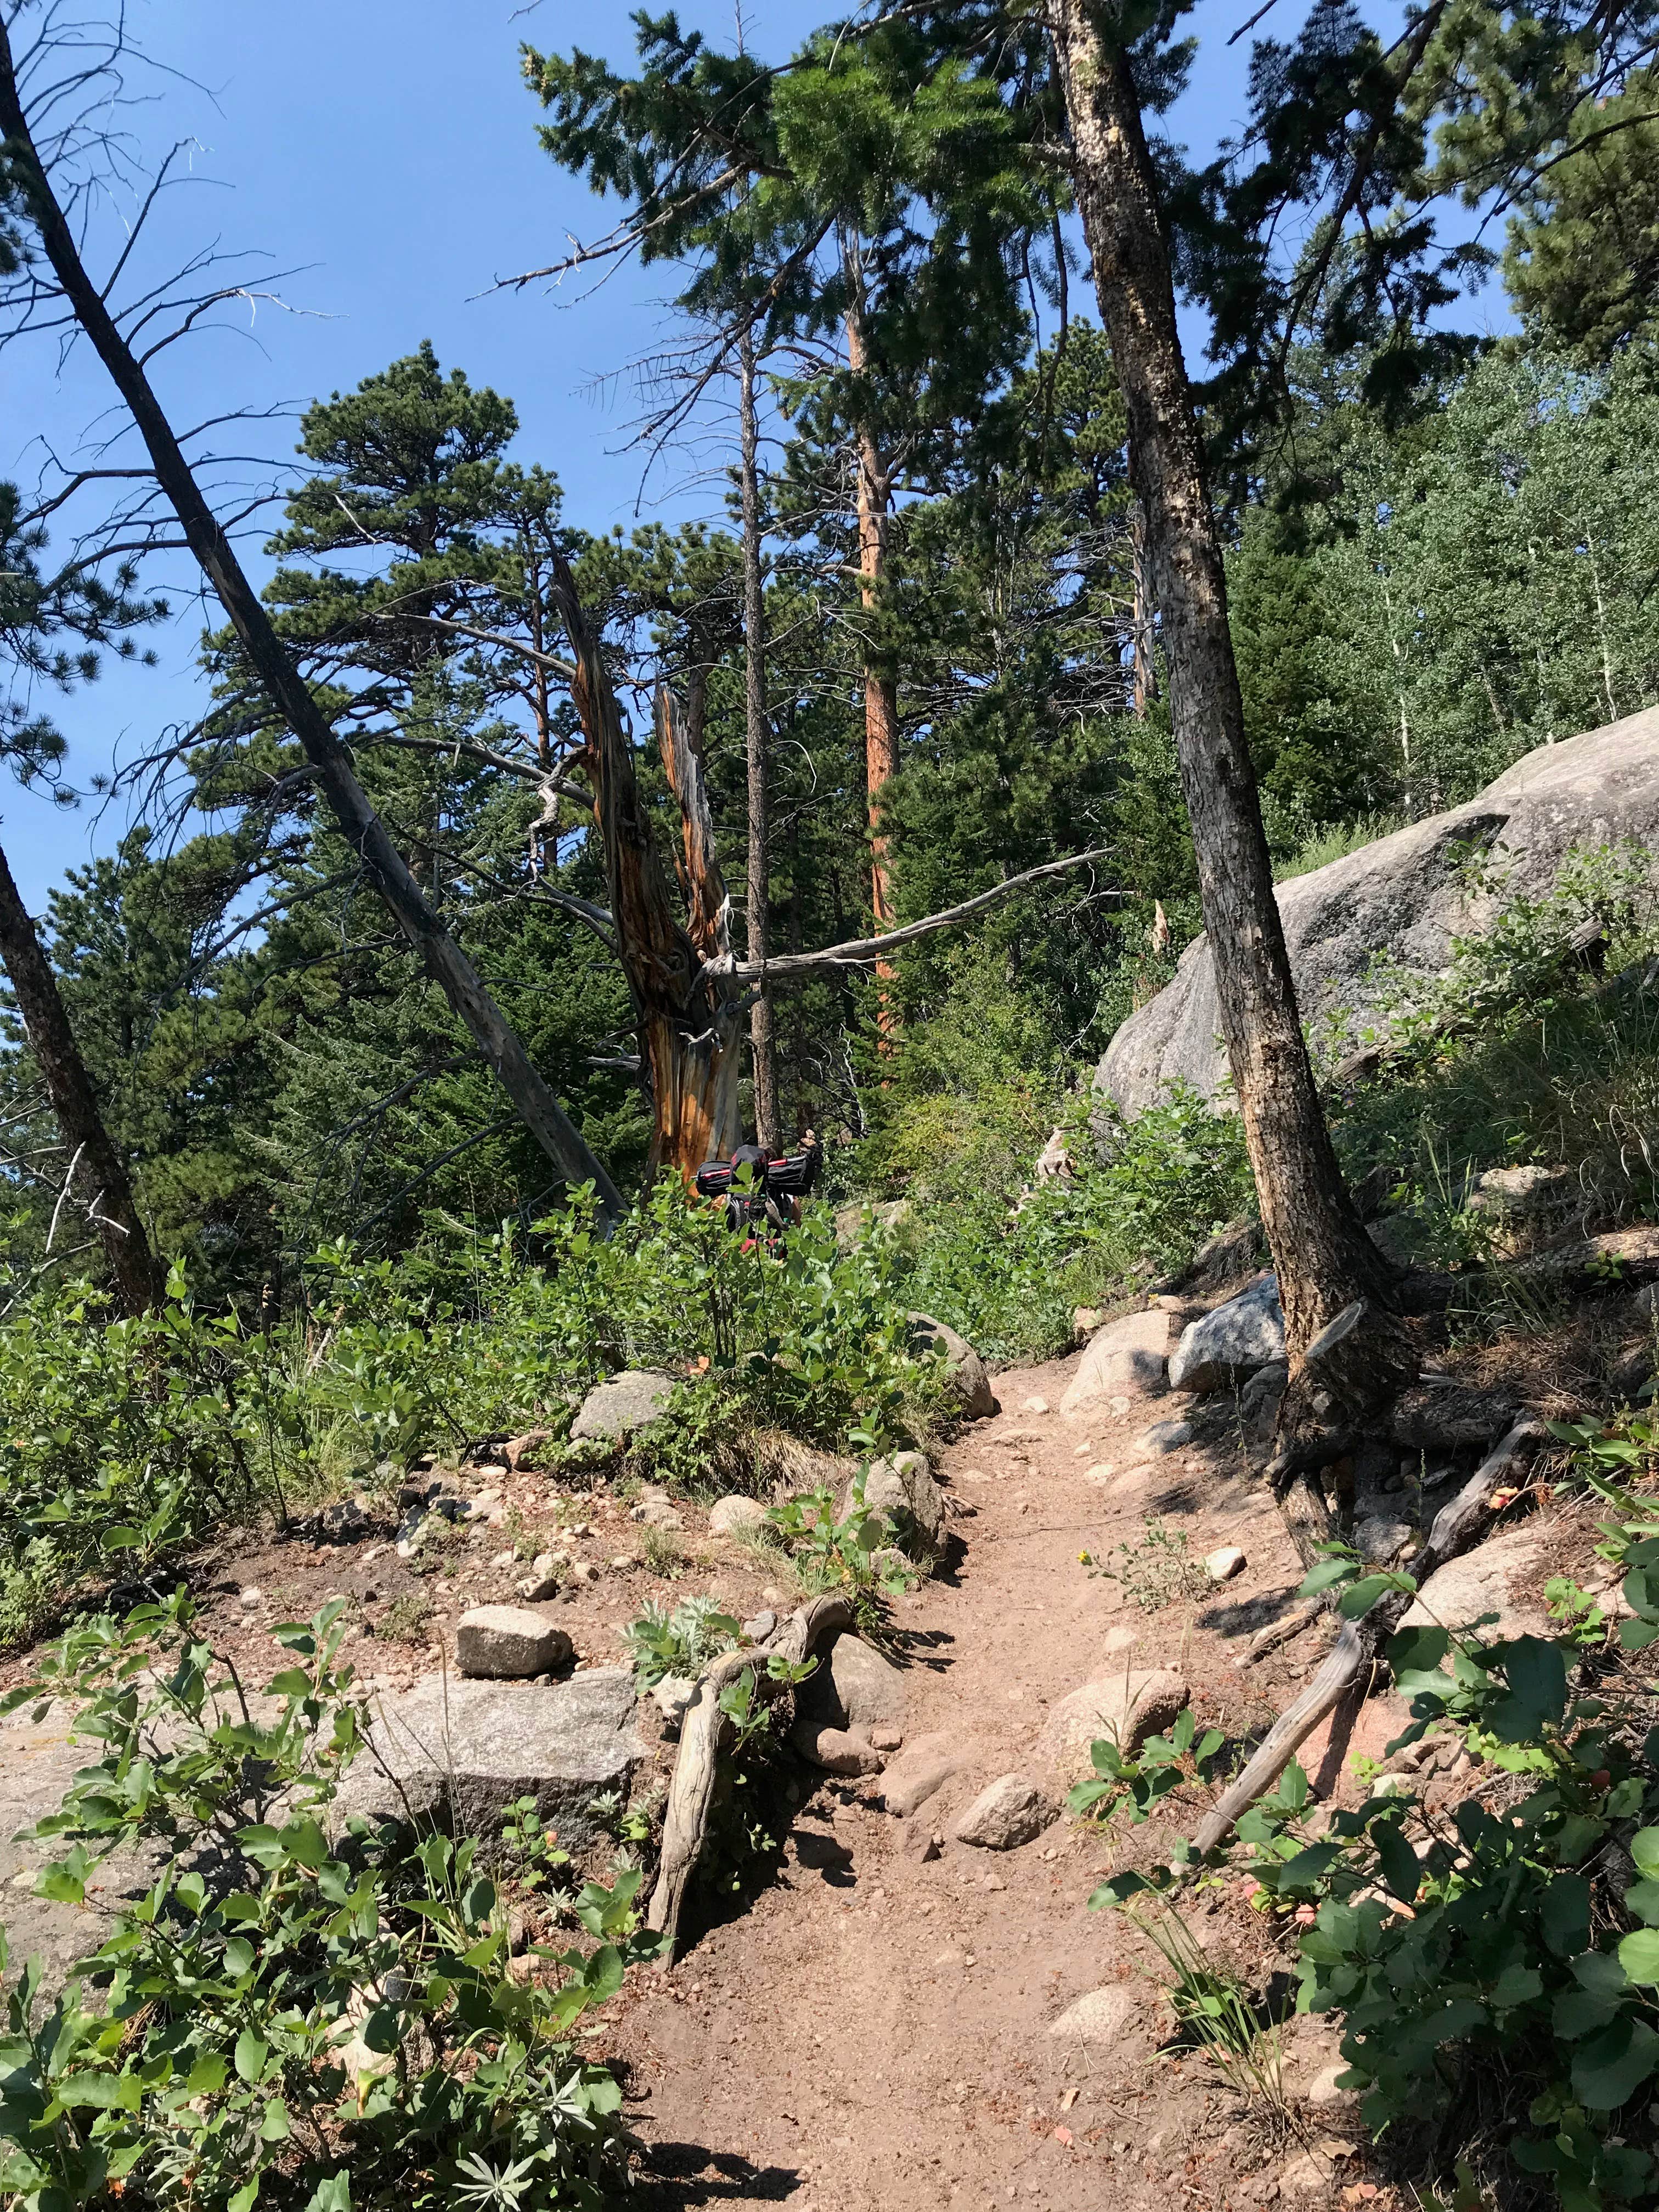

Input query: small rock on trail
[951,1773,1056,1850]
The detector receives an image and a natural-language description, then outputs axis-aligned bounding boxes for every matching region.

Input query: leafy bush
[0,1593,658,2212]
[624,1595,742,1688]
[0,1180,944,1649]
[897,1088,1253,1362]
[1090,1475,1659,2210]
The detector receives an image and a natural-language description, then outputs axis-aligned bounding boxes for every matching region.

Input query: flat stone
[907,1312,998,1419]
[648,1674,695,1727]
[1038,1669,1189,1786]
[1047,1987,1138,2046]
[634,1488,684,1530]
[709,1494,769,1537]
[1470,1163,1575,1215]
[1169,1275,1284,1393]
[333,1670,642,1847]
[880,1731,975,1818]
[569,1369,675,1444]
[1354,1515,1413,1565]
[456,1606,573,1680]
[1205,1546,1246,1582]
[516,1573,560,1602]
[742,1609,777,1640]
[1060,1310,1172,1417]
[1021,1395,1051,1415]
[952,1773,1056,1850]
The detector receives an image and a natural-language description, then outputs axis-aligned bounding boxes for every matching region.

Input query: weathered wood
[647,1593,853,1960]
[1193,1419,1548,1852]
[548,542,742,1179]
[1245,1595,1324,1663]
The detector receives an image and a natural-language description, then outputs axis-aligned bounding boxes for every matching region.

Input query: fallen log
[1502,1226,1659,1290]
[1192,1418,1548,1854]
[647,1592,852,1960]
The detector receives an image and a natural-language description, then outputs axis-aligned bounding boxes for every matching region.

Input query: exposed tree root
[1193,1418,1548,1853]
[647,1593,852,1961]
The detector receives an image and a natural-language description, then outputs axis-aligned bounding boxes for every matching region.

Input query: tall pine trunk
[841,232,900,1025]
[0,26,623,1226]
[0,843,163,1314]
[1042,1,1401,1403]
[738,326,781,1149]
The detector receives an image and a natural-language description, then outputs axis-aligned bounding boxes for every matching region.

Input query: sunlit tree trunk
[1042,0,1406,1445]
[0,842,162,1314]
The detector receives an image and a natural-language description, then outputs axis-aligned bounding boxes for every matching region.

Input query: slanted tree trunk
[1042,0,1406,1448]
[841,232,900,1025]
[738,325,781,1150]
[0,843,163,1314]
[0,32,624,1227]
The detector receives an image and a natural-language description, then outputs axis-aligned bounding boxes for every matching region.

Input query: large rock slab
[334,1670,643,1847]
[907,1313,998,1420]
[1400,1526,1553,1642]
[0,1711,169,1987]
[570,1370,675,1444]
[1038,1668,1189,1786]
[1059,1309,1172,1417]
[1099,711,1659,1113]
[1169,1275,1284,1393]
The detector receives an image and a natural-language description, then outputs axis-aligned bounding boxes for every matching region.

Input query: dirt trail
[611,1346,1363,2212]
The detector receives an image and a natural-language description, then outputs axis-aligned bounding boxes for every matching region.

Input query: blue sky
[2,0,1492,909]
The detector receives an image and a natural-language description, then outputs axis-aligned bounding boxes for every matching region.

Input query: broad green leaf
[1573,2015,1659,2111]
[184,2052,228,2096]
[1630,1828,1659,1881]
[1338,1575,1392,1621]
[1540,1876,1593,1957]
[1618,1928,1659,1987]
[234,2028,269,2084]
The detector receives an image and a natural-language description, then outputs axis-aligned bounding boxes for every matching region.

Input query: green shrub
[898,1086,1253,1362]
[0,1594,658,2212]
[1090,1470,1659,2210]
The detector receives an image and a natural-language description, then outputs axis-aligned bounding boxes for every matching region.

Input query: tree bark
[0,28,623,1227]
[1130,496,1156,717]
[1042,1,1398,1410]
[0,843,163,1314]
[548,537,743,1178]
[738,325,781,1149]
[841,232,900,1027]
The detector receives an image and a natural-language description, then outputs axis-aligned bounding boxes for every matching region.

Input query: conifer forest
[9,3,1659,2208]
